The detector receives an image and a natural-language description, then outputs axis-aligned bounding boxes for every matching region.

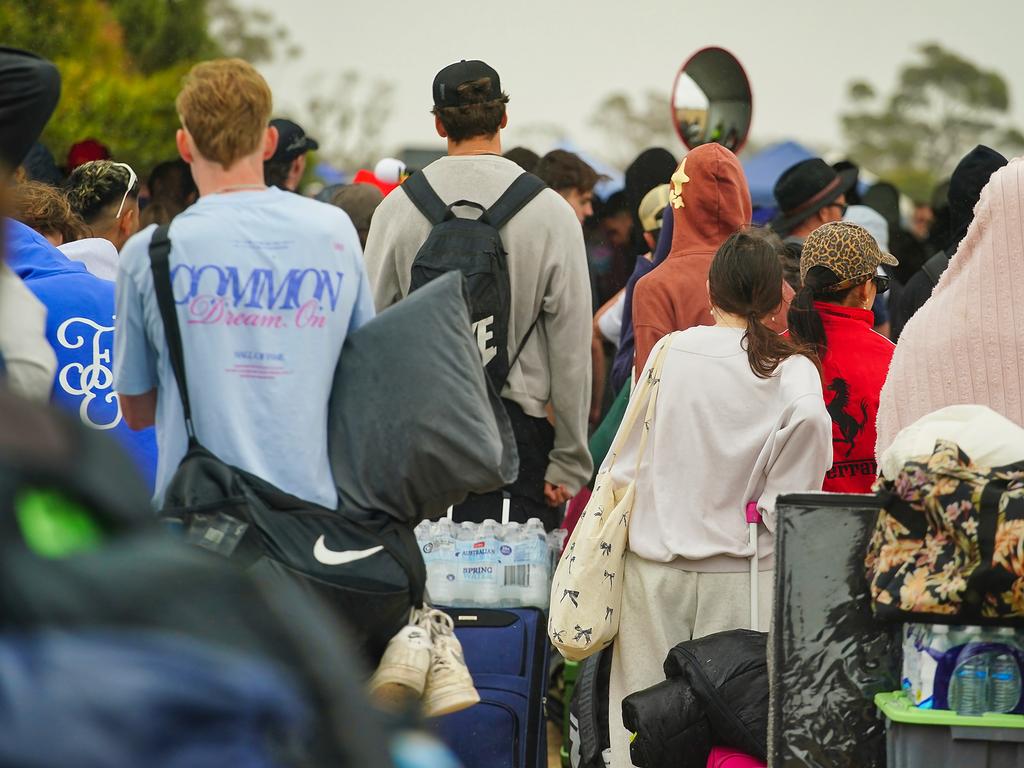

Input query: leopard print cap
[800,221,899,285]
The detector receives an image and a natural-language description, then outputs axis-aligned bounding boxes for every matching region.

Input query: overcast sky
[238,0,1024,168]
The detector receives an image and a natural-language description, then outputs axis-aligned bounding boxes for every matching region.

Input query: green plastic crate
[560,660,579,768]
[876,691,1024,768]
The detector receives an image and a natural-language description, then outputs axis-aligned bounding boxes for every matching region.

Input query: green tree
[841,42,1024,201]
[591,91,678,168]
[0,0,295,175]
[107,0,221,74]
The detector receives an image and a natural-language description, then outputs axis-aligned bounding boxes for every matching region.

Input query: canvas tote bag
[548,333,675,661]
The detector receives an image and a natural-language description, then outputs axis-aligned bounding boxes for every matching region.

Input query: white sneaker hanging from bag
[422,609,480,717]
[368,608,433,696]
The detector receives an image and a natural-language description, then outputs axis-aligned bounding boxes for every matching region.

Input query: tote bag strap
[602,332,675,477]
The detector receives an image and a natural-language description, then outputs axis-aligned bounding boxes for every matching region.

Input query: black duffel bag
[623,629,768,768]
[149,226,424,666]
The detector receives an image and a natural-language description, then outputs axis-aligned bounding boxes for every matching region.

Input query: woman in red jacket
[788,221,897,493]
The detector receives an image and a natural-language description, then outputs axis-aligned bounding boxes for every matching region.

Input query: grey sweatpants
[607,551,773,768]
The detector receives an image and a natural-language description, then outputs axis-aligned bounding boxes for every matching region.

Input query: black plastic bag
[770,493,899,768]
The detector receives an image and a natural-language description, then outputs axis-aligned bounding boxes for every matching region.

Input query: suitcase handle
[446,494,512,524]
[746,502,762,631]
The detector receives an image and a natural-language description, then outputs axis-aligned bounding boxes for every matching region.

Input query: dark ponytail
[709,228,819,378]
[786,265,858,357]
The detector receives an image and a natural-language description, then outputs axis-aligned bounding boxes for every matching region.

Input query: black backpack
[148,226,425,666]
[567,646,613,768]
[921,249,949,287]
[402,171,546,388]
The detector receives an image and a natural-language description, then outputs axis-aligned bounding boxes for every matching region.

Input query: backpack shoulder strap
[401,172,449,226]
[148,224,196,442]
[921,250,949,287]
[482,172,546,230]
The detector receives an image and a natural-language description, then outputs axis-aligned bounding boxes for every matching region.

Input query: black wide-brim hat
[770,158,858,236]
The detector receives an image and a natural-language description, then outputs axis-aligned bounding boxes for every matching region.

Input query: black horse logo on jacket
[826,378,868,458]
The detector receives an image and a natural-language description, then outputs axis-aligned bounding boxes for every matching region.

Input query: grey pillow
[328,271,518,524]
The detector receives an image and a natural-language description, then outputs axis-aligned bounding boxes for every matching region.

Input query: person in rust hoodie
[631,144,791,376]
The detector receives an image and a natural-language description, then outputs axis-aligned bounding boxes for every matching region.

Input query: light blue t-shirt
[114,188,374,509]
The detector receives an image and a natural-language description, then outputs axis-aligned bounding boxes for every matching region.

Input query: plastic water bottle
[499,522,523,607]
[916,624,950,708]
[475,520,502,607]
[521,519,551,609]
[415,521,437,590]
[989,628,1022,714]
[951,655,989,716]
[430,519,458,606]
[454,522,479,607]
[902,624,921,696]
[950,629,989,716]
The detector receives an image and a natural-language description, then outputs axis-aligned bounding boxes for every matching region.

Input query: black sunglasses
[872,275,890,293]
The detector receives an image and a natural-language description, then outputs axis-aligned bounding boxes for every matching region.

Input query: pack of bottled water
[902,623,1024,715]
[414,515,566,609]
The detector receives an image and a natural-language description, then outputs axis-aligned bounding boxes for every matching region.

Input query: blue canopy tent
[742,140,815,224]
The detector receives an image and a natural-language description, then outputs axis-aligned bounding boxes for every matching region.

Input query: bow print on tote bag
[548,333,676,661]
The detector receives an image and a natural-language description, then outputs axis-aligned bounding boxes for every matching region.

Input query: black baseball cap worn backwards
[432,60,502,108]
[269,118,318,163]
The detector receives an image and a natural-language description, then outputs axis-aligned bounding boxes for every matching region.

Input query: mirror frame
[671,46,753,154]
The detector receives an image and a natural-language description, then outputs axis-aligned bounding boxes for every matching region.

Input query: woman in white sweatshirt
[607,229,833,767]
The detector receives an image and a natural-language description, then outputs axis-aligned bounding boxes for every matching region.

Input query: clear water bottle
[499,522,523,607]
[415,521,438,590]
[475,520,502,607]
[950,645,989,716]
[989,628,1022,714]
[454,522,479,607]
[521,519,551,609]
[430,519,458,607]
[902,624,921,696]
[916,624,950,708]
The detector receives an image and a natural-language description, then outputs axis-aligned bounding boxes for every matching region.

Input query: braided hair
[64,160,138,225]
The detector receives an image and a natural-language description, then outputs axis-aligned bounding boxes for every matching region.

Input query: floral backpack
[866,438,1024,622]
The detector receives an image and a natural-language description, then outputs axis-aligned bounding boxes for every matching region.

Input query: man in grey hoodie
[363,59,592,529]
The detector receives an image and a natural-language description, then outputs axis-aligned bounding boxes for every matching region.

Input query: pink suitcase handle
[745,502,762,631]
[745,501,762,525]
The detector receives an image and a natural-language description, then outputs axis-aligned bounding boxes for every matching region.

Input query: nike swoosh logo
[312,535,383,566]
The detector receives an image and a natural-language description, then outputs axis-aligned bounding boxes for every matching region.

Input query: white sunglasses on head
[110,161,138,219]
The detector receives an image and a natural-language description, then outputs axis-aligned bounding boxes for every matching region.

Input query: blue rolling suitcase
[429,607,549,768]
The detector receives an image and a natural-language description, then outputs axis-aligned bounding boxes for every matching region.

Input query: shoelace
[424,608,455,639]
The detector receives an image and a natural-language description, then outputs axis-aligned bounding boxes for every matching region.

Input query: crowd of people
[1,43,1022,767]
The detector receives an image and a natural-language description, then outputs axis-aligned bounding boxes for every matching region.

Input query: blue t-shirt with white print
[113,188,374,509]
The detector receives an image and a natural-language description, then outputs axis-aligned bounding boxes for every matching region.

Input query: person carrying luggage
[363,59,593,531]
[604,229,833,767]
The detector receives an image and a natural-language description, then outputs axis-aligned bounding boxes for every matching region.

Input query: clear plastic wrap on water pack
[901,623,1024,715]
[415,518,564,608]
